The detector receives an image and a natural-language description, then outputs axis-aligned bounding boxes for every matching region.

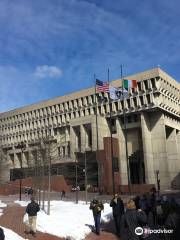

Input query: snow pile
[0,200,7,216]
[15,200,30,207]
[16,200,112,240]
[0,226,25,240]
[0,200,7,208]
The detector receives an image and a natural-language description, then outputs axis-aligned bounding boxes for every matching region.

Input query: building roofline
[0,67,179,118]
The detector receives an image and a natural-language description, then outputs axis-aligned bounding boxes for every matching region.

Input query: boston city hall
[0,68,180,193]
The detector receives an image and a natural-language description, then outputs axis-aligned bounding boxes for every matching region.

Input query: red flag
[131,80,137,89]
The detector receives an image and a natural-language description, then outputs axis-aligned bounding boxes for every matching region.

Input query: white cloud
[34,65,62,79]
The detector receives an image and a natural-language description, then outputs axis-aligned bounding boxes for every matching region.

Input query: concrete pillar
[116,119,128,185]
[141,112,156,184]
[14,153,21,168]
[91,116,110,151]
[91,116,98,151]
[0,151,11,182]
[80,125,86,152]
[21,152,28,168]
[166,128,179,186]
[177,130,180,164]
[150,112,169,190]
[70,126,76,160]
[28,150,35,167]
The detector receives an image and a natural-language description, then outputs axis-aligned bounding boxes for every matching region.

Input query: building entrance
[129,150,145,184]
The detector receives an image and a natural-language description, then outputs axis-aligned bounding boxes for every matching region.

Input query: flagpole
[94,74,101,193]
[108,68,115,195]
[121,65,131,194]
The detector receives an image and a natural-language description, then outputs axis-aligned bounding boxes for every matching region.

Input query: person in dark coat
[61,190,66,199]
[165,198,180,240]
[149,189,157,225]
[0,228,5,240]
[161,195,170,225]
[110,194,124,236]
[155,197,163,226]
[139,194,149,216]
[25,196,40,236]
[121,200,147,240]
[134,195,140,210]
[28,187,33,195]
[90,198,104,235]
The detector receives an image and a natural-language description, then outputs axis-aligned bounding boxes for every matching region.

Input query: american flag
[96,79,109,92]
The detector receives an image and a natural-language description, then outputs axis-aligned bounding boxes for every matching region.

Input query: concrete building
[0,68,180,192]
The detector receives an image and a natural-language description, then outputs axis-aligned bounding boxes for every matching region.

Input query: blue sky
[0,0,179,112]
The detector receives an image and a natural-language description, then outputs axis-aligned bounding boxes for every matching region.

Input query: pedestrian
[133,195,140,210]
[165,198,180,240]
[0,227,5,240]
[90,197,104,235]
[139,194,149,216]
[110,193,124,236]
[28,187,33,196]
[149,188,157,225]
[61,190,66,199]
[155,197,163,226]
[161,195,170,225]
[121,199,147,240]
[25,196,40,237]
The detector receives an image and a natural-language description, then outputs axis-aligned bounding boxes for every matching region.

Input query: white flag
[109,86,118,100]
[109,86,129,100]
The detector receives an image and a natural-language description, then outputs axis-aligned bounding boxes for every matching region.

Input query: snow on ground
[16,200,113,240]
[0,200,7,216]
[0,200,7,208]
[0,226,25,240]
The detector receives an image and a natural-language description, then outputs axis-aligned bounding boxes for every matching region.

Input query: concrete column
[0,151,11,182]
[166,128,179,186]
[91,116,98,151]
[80,125,86,152]
[21,152,28,168]
[28,150,35,167]
[91,116,110,151]
[116,119,128,185]
[141,112,156,184]
[14,153,21,168]
[150,112,169,190]
[70,126,76,160]
[177,130,180,165]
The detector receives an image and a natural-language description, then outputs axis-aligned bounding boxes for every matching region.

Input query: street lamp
[47,133,52,215]
[83,152,88,204]
[75,161,78,204]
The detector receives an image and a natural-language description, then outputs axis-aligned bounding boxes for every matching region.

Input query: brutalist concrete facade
[0,68,180,190]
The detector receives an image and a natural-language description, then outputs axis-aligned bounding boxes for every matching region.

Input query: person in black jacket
[110,194,124,236]
[165,198,180,240]
[121,200,147,240]
[134,195,140,210]
[90,198,104,235]
[27,187,33,196]
[0,228,5,240]
[25,196,40,236]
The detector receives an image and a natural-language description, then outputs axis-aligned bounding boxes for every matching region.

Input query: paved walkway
[0,203,63,240]
[0,195,120,240]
